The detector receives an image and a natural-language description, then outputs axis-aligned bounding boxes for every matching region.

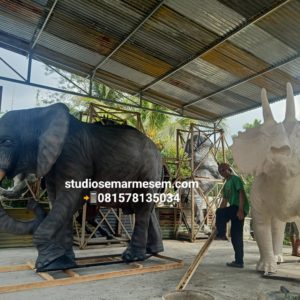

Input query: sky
[0,47,297,144]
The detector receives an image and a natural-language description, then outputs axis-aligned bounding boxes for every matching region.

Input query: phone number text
[96,193,179,203]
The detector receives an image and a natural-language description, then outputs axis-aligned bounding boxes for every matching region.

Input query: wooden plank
[0,256,183,294]
[26,262,54,281]
[63,270,80,278]
[129,263,143,269]
[176,229,216,290]
[154,254,183,264]
[0,264,31,272]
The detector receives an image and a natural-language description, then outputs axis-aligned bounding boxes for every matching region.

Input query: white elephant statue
[232,83,300,274]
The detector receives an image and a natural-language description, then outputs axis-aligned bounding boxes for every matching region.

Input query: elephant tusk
[0,170,6,181]
[284,82,296,122]
[261,88,275,125]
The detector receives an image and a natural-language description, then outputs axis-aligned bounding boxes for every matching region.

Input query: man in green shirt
[216,163,249,268]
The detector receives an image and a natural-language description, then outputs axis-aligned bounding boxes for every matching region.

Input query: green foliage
[243,118,262,129]
[1,177,13,189]
[231,118,262,140]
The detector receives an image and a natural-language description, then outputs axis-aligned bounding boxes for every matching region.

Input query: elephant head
[0,104,68,235]
[0,103,69,180]
[185,132,220,182]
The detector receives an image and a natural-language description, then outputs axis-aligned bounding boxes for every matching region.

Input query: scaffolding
[165,123,227,242]
[80,102,145,133]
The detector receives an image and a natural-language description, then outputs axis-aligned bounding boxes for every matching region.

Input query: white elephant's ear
[37,103,70,177]
[231,127,265,176]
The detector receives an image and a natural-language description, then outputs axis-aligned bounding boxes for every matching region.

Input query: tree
[243,118,262,129]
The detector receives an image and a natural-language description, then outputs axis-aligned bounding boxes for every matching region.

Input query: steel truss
[0,54,184,119]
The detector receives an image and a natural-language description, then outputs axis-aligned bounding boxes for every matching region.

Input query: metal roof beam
[0,57,26,81]
[182,53,300,109]
[90,0,165,77]
[0,75,188,119]
[137,0,291,95]
[43,62,89,95]
[31,0,59,51]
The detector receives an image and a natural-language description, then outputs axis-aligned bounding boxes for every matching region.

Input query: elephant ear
[231,126,266,176]
[37,103,70,177]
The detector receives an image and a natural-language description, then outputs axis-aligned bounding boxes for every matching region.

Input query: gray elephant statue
[0,103,164,272]
[181,133,221,233]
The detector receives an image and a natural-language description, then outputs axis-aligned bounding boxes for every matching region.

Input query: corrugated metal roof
[165,0,246,36]
[0,0,300,121]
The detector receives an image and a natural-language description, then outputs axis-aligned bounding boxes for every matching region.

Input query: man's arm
[220,198,228,208]
[237,189,246,220]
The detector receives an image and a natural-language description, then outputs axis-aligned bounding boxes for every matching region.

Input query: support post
[26,54,32,83]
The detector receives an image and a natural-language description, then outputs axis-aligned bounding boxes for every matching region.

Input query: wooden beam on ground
[26,261,54,281]
[63,270,80,278]
[0,264,31,272]
[0,255,183,294]
[176,229,217,291]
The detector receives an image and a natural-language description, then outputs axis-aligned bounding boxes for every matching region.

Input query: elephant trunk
[0,199,46,235]
[0,169,5,182]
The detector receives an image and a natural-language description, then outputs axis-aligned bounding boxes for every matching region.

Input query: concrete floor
[0,239,299,300]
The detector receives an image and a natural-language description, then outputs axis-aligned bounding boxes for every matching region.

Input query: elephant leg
[271,217,285,263]
[33,191,80,271]
[294,219,300,237]
[42,177,75,260]
[250,182,277,274]
[122,203,152,262]
[54,219,75,261]
[252,207,276,274]
[195,196,203,225]
[146,209,164,254]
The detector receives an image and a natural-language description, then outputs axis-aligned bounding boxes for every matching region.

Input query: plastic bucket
[162,290,214,300]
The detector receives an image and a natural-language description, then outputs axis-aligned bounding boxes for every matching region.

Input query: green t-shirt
[223,175,249,215]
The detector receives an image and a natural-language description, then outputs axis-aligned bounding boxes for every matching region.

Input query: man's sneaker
[215,235,228,241]
[226,261,244,268]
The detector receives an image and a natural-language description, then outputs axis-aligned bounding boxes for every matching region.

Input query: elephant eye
[0,139,13,145]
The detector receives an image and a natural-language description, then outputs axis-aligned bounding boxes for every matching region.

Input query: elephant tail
[0,199,46,235]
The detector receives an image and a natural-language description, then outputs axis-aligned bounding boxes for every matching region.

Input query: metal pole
[0,86,2,112]
[190,124,195,242]
[0,58,26,81]
[221,130,225,163]
[31,0,59,50]
[26,54,32,83]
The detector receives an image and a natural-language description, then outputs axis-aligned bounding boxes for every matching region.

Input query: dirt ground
[0,239,299,300]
